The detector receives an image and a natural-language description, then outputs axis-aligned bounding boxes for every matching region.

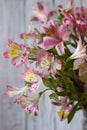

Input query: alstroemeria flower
[60,4,87,38]
[37,52,54,69]
[41,20,59,37]
[3,39,30,68]
[4,85,29,97]
[57,104,73,121]
[21,66,42,93]
[15,94,41,116]
[52,93,73,121]
[74,58,87,83]
[43,37,65,56]
[73,58,87,84]
[69,40,87,60]
[31,2,56,23]
[20,28,42,44]
[73,58,86,70]
[52,89,69,107]
[37,52,62,77]
[58,0,74,12]
[50,60,62,75]
[58,0,75,26]
[76,6,87,19]
[43,23,70,56]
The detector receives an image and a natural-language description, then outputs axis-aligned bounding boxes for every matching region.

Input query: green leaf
[49,93,67,105]
[67,104,78,123]
[57,11,64,25]
[49,93,58,101]
[56,91,67,96]
[80,91,87,101]
[42,78,58,89]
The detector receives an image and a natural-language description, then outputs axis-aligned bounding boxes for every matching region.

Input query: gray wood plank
[0,0,26,130]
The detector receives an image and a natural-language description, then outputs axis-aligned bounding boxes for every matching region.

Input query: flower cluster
[4,0,87,123]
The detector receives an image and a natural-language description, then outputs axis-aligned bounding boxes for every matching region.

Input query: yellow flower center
[8,43,21,58]
[64,111,69,118]
[25,72,36,82]
[11,43,21,50]
[34,10,42,18]
[31,48,38,55]
[57,109,69,119]
[40,57,51,68]
[57,109,63,118]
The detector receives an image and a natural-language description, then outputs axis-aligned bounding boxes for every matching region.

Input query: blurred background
[0,0,86,130]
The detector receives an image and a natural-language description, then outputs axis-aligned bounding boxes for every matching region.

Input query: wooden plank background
[0,0,86,130]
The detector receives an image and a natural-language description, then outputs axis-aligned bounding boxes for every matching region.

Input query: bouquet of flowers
[4,0,87,123]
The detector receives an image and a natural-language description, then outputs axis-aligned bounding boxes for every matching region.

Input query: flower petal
[43,36,58,50]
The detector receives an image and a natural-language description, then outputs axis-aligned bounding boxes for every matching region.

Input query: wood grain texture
[0,0,86,130]
[0,0,25,130]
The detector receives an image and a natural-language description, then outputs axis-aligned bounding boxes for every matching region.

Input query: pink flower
[75,17,87,37]
[69,40,87,59]
[37,52,54,68]
[15,94,40,116]
[73,58,87,83]
[76,6,87,21]
[51,92,73,121]
[43,37,65,56]
[58,0,74,11]
[3,39,30,68]
[20,28,42,44]
[41,20,59,37]
[43,22,70,56]
[37,52,62,77]
[21,66,42,93]
[31,2,56,23]
[73,58,85,70]
[60,4,87,38]
[57,104,73,121]
[50,60,62,75]
[4,85,29,97]
[25,101,38,116]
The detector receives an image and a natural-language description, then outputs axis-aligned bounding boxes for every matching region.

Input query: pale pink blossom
[69,40,87,59]
[73,58,85,70]
[20,28,42,44]
[21,66,42,93]
[76,6,87,21]
[4,85,29,97]
[31,2,56,23]
[37,52,62,77]
[50,60,62,75]
[51,93,73,121]
[15,94,40,116]
[3,39,30,68]
[73,58,87,83]
[57,104,73,121]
